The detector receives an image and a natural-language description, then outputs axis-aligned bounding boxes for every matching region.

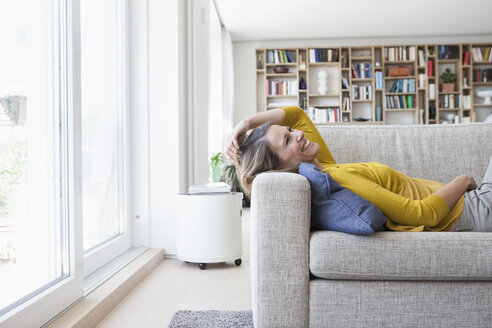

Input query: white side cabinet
[176,192,243,270]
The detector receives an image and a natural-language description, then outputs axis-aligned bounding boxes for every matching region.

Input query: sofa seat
[310,231,492,281]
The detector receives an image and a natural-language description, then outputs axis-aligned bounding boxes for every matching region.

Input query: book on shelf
[342,97,350,111]
[484,48,491,62]
[429,83,436,100]
[428,59,434,77]
[418,49,426,66]
[463,95,472,109]
[375,71,383,89]
[352,64,359,78]
[463,51,471,65]
[188,182,231,194]
[418,74,426,88]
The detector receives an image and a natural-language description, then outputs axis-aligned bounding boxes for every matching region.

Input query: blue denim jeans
[456,156,492,232]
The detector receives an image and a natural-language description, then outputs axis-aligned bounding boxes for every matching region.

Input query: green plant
[208,152,250,206]
[209,152,225,182]
[440,68,456,83]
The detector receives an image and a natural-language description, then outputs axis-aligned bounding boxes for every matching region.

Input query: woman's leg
[481,155,492,187]
[456,156,492,232]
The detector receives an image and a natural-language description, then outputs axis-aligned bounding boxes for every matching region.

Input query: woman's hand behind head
[225,119,250,163]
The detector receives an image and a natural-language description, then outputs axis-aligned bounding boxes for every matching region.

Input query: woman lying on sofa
[226,106,492,233]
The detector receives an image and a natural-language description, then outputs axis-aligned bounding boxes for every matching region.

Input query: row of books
[439,94,461,109]
[299,96,308,111]
[473,69,492,83]
[385,95,415,109]
[384,46,416,62]
[352,63,373,78]
[437,45,459,60]
[418,74,426,88]
[342,97,350,111]
[463,95,472,109]
[388,79,416,93]
[352,85,372,100]
[266,50,295,64]
[266,79,298,96]
[306,106,344,123]
[471,47,492,62]
[375,71,383,89]
[309,48,339,63]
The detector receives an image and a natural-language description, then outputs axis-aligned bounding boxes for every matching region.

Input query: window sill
[44,248,164,328]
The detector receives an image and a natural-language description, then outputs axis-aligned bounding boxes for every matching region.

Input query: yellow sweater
[282,106,464,231]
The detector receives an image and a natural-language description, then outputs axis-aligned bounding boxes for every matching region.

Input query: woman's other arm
[225,109,284,161]
[434,174,477,211]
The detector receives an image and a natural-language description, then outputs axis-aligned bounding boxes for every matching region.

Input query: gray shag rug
[168,310,253,328]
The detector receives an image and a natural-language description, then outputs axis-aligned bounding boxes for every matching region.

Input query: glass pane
[81,0,123,251]
[0,0,67,312]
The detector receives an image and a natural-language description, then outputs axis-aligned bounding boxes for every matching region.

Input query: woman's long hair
[235,122,295,197]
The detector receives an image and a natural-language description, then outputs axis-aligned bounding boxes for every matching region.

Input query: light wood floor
[95,209,252,328]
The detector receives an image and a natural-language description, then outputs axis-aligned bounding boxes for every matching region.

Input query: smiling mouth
[302,140,311,152]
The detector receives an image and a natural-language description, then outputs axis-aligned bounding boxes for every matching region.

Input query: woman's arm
[225,109,284,162]
[434,174,477,210]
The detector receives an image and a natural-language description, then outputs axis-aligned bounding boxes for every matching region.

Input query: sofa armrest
[250,172,311,328]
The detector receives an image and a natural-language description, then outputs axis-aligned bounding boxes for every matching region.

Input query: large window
[0,0,131,326]
[0,0,72,317]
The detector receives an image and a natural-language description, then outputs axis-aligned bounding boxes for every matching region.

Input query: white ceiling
[214,0,492,42]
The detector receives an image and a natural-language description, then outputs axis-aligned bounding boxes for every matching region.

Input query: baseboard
[45,248,164,328]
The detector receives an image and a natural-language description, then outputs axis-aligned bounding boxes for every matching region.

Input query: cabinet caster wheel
[235,259,242,266]
[199,263,207,270]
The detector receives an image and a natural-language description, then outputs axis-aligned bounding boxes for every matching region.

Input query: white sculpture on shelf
[318,70,328,95]
[476,89,492,105]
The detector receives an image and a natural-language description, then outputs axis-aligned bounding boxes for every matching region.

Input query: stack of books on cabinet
[255,43,492,125]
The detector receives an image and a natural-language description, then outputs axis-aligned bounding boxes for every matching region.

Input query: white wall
[233,34,492,125]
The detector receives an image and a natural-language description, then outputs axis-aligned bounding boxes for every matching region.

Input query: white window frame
[81,0,132,278]
[0,0,84,326]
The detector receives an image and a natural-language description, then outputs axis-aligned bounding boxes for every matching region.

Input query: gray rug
[168,310,253,328]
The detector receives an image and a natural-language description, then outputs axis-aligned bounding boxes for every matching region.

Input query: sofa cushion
[298,162,386,235]
[310,231,492,281]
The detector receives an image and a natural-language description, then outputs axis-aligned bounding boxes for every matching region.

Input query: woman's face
[265,125,320,168]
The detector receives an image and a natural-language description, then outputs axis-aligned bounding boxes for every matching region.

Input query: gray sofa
[250,122,492,328]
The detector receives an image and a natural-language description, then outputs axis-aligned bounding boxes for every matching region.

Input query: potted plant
[209,152,250,207]
[440,68,456,93]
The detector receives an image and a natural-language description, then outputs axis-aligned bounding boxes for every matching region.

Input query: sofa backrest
[317,123,492,184]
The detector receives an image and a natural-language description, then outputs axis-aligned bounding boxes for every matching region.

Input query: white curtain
[221,28,234,160]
